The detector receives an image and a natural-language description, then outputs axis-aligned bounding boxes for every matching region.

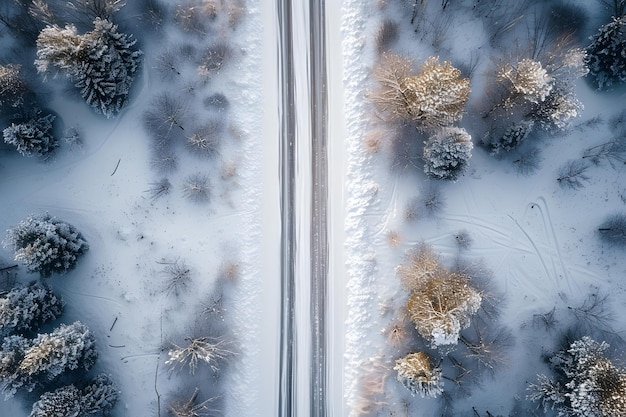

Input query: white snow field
[0,1,278,417]
[341,1,626,416]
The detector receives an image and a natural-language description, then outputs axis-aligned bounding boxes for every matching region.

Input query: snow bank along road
[276,0,333,416]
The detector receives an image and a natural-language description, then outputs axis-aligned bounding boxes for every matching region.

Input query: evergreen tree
[0,321,97,397]
[528,336,626,416]
[3,113,58,157]
[30,374,119,417]
[35,17,142,118]
[587,16,626,90]
[423,127,473,181]
[0,282,64,338]
[0,64,27,110]
[3,213,89,277]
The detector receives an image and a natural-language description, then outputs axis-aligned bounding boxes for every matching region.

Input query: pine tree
[3,213,89,277]
[587,16,626,90]
[488,119,535,154]
[0,321,97,397]
[0,282,64,338]
[528,336,626,416]
[35,17,142,118]
[0,64,26,110]
[423,127,473,181]
[3,113,58,157]
[394,351,444,398]
[29,373,118,417]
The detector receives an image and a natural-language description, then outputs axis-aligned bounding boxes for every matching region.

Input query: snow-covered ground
[1,1,626,416]
[0,2,277,416]
[341,1,626,416]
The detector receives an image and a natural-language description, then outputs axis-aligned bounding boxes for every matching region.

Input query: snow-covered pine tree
[423,126,473,181]
[80,373,119,415]
[3,113,58,157]
[29,373,119,417]
[488,119,535,154]
[29,385,82,417]
[532,83,583,132]
[0,321,97,396]
[35,18,142,118]
[0,64,26,110]
[394,351,444,398]
[528,336,626,416]
[587,16,626,90]
[3,213,89,277]
[0,282,64,338]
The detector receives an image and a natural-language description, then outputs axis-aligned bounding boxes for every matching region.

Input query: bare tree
[145,178,171,202]
[182,174,211,203]
[556,160,589,189]
[165,336,232,375]
[167,388,218,417]
[159,258,192,296]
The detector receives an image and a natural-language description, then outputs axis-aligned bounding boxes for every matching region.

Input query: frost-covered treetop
[394,351,444,398]
[401,56,471,130]
[498,58,553,104]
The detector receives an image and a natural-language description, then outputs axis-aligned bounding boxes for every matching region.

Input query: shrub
[203,93,229,112]
[3,113,58,157]
[3,213,89,277]
[0,321,97,397]
[0,282,64,338]
[370,53,470,130]
[167,387,218,417]
[587,16,626,90]
[423,127,473,181]
[35,18,142,117]
[393,352,443,398]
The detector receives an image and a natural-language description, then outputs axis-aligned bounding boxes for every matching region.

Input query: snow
[340,1,626,416]
[0,1,625,416]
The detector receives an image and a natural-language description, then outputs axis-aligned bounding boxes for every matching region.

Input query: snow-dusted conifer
[0,322,97,397]
[423,127,473,181]
[29,385,82,417]
[29,373,118,417]
[35,18,142,118]
[528,336,626,416]
[587,16,626,90]
[533,84,583,131]
[3,113,58,157]
[3,213,89,277]
[0,64,26,110]
[0,282,64,338]
[394,351,444,398]
[489,119,535,154]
